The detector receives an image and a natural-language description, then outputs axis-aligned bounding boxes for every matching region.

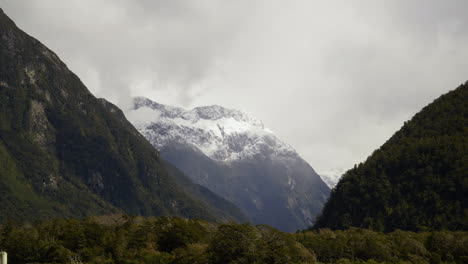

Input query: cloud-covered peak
[6,0,468,174]
[132,96,265,128]
[126,97,294,162]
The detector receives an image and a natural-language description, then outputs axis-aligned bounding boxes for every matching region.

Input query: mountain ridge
[129,97,298,163]
[127,97,330,231]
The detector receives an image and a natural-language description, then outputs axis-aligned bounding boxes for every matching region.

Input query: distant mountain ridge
[127,97,330,232]
[314,83,468,231]
[0,8,246,223]
[319,168,346,188]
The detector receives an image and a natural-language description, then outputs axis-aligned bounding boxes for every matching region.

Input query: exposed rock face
[127,97,330,232]
[29,100,56,150]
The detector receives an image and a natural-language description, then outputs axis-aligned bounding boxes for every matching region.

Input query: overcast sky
[2,0,468,174]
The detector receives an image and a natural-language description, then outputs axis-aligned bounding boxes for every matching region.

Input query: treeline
[297,229,467,264]
[0,215,467,264]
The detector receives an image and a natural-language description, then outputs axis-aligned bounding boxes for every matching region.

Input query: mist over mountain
[0,3,467,263]
[127,97,330,232]
[0,8,246,223]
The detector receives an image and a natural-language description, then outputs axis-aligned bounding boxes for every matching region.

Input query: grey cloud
[1,0,257,107]
[1,0,467,173]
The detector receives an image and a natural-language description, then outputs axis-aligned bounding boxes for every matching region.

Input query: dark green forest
[314,83,468,231]
[0,215,466,264]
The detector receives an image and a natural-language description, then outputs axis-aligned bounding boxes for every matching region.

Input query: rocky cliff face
[0,8,246,223]
[127,97,330,231]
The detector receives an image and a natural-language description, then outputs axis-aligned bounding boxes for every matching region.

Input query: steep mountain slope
[127,97,330,232]
[314,83,468,231]
[0,8,245,223]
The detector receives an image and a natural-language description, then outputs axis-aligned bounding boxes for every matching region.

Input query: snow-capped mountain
[126,97,330,232]
[319,168,346,188]
[128,97,298,162]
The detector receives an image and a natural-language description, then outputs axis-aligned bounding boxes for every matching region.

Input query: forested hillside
[314,83,468,231]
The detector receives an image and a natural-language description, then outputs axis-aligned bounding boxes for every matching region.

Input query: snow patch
[127,97,299,163]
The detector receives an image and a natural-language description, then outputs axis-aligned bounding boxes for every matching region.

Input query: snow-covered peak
[133,96,186,119]
[126,97,296,162]
[132,96,265,128]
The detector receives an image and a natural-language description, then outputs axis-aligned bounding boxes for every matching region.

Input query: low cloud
[2,0,468,172]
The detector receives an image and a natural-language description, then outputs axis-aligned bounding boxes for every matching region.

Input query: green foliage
[255,225,316,264]
[297,228,467,264]
[314,83,468,231]
[172,243,209,264]
[208,223,258,264]
[156,217,207,253]
[0,216,466,264]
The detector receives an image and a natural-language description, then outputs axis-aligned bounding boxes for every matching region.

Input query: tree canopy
[314,83,468,231]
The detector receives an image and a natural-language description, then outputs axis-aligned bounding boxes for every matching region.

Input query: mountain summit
[130,96,295,162]
[127,97,330,232]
